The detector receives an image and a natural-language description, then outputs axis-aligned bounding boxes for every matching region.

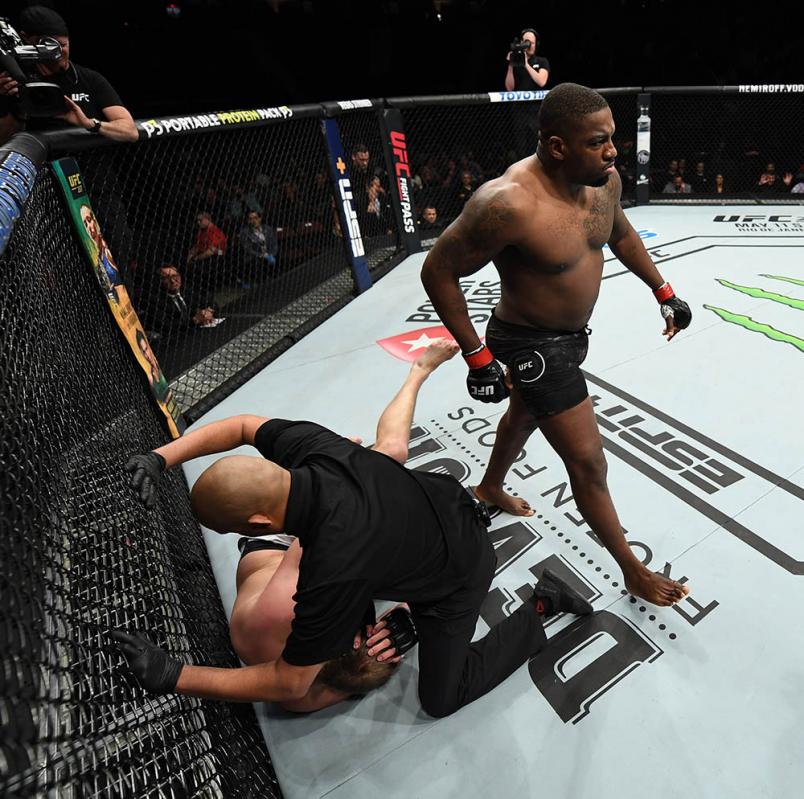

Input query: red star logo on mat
[377,325,480,362]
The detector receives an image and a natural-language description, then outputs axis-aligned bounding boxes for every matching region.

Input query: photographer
[504,29,550,91]
[0,6,137,143]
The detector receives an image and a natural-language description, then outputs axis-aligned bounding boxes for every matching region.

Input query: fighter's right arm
[154,414,269,468]
[421,183,521,352]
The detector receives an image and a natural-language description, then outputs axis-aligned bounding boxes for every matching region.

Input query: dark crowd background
[2,0,801,117]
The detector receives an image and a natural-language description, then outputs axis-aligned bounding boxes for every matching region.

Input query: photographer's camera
[0,17,66,117]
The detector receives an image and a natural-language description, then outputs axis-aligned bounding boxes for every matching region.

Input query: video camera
[508,39,530,64]
[0,17,66,117]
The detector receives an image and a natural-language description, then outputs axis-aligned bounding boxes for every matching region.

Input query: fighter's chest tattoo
[581,188,614,243]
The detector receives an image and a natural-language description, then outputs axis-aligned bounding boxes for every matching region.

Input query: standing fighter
[421,83,692,607]
[117,340,593,717]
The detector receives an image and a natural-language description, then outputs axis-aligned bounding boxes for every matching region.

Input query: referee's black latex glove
[112,630,183,694]
[125,451,166,508]
[467,360,509,403]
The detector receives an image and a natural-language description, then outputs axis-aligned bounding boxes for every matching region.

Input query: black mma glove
[653,282,692,331]
[125,451,166,508]
[464,344,509,403]
[383,607,419,657]
[112,630,183,694]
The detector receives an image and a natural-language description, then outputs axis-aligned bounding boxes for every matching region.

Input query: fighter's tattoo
[582,185,616,242]
[480,199,512,232]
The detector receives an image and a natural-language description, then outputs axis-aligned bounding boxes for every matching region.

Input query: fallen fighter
[117,340,593,717]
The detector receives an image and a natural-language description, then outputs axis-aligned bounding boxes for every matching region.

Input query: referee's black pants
[411,535,547,718]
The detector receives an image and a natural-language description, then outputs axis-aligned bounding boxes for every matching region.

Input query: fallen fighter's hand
[365,606,418,662]
[125,451,166,508]
[464,344,509,403]
[112,630,183,693]
[654,282,692,340]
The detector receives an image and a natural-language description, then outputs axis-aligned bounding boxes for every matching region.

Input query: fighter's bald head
[190,454,288,533]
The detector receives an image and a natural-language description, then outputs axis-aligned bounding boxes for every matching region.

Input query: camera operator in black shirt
[505,29,550,91]
[0,6,137,143]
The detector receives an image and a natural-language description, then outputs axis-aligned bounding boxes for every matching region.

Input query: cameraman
[504,29,550,91]
[0,6,137,143]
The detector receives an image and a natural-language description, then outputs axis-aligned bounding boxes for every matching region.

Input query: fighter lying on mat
[222,534,413,712]
[115,340,593,717]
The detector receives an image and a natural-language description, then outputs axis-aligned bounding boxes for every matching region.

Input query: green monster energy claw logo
[704,274,804,353]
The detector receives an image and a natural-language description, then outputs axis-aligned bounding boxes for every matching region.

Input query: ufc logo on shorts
[72,93,90,102]
[518,361,533,371]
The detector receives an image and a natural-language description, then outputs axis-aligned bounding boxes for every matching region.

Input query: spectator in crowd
[713,173,727,194]
[663,173,692,194]
[414,164,444,216]
[187,211,227,292]
[788,166,804,194]
[0,6,137,144]
[226,184,262,224]
[504,28,550,90]
[238,210,278,282]
[419,206,443,234]
[455,170,476,210]
[757,162,785,193]
[148,264,218,336]
[688,161,710,193]
[188,212,227,265]
[308,170,334,227]
[459,152,484,186]
[351,143,372,178]
[654,158,679,192]
[365,175,392,236]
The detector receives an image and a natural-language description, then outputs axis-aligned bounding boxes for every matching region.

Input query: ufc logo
[518,361,533,371]
[473,385,494,396]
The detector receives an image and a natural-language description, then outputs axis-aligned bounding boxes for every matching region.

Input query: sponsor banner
[51,158,183,438]
[738,84,804,93]
[377,325,460,361]
[586,372,804,573]
[712,213,804,231]
[139,106,293,138]
[636,106,650,186]
[406,277,500,325]
[320,118,371,292]
[489,90,548,103]
[335,99,373,110]
[381,107,421,254]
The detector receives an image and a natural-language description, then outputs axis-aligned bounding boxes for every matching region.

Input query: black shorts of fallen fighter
[485,312,590,418]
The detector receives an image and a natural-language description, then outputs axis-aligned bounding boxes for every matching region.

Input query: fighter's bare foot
[624,566,689,607]
[473,483,535,517]
[412,338,460,374]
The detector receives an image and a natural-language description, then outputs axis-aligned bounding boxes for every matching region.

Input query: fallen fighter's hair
[316,640,400,696]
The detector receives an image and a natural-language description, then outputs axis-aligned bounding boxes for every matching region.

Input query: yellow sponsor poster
[51,157,183,438]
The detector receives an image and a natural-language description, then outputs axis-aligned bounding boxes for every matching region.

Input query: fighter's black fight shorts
[485,311,590,418]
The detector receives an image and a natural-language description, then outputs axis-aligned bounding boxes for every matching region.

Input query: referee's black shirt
[254,419,485,667]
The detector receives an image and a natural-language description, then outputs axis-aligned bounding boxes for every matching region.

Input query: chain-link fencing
[1,165,280,798]
[52,112,361,417]
[647,88,804,200]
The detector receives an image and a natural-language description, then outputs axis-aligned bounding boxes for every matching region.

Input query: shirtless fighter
[116,340,594,717]
[421,83,692,607]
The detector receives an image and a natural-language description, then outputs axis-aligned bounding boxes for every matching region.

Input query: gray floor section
[182,205,804,799]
